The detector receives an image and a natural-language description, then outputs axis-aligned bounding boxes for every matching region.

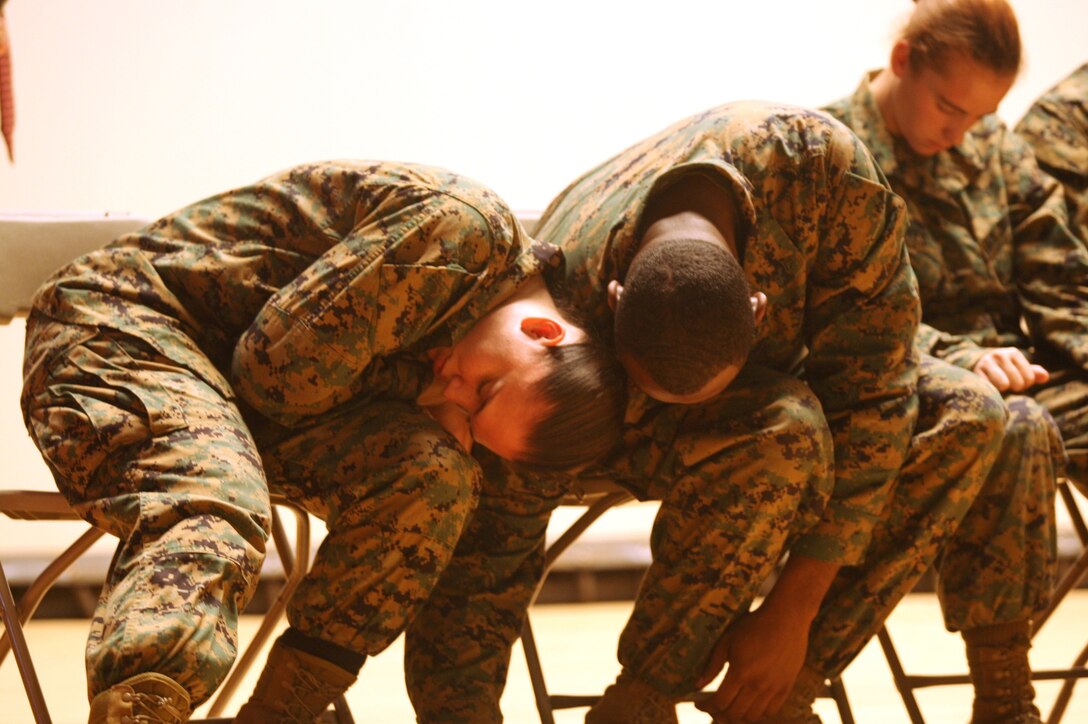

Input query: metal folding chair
[877,478,1088,723]
[519,480,857,723]
[0,490,354,723]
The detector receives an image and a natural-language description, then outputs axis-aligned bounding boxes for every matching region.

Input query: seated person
[824,4,1078,719]
[1016,61,1088,243]
[824,0,1083,490]
[19,160,626,723]
[403,99,1057,722]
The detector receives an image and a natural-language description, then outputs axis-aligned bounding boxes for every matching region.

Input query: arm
[403,457,566,722]
[1004,130,1088,371]
[696,555,840,721]
[792,124,920,566]
[917,322,1049,392]
[231,197,522,426]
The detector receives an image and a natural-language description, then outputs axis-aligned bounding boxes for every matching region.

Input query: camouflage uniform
[404,101,1037,718]
[1016,62,1088,243]
[20,161,561,711]
[827,73,1079,502]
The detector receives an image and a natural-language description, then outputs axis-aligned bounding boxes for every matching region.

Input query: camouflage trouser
[22,328,271,705]
[251,396,482,654]
[811,370,1060,676]
[22,325,482,706]
[607,356,1057,695]
[1031,364,1088,496]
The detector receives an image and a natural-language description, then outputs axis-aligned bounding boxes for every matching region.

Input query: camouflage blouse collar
[614,160,758,276]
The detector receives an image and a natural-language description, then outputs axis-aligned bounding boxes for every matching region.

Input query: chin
[912,140,945,156]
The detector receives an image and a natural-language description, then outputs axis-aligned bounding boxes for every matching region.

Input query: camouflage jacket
[1016,62,1088,243]
[825,73,1088,373]
[25,161,553,426]
[536,101,919,566]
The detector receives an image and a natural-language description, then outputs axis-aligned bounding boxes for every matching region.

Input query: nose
[442,376,477,415]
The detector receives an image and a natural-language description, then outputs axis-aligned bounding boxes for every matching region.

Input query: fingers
[694,670,788,722]
[973,348,1048,392]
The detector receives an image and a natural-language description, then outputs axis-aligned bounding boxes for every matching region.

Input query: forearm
[760,554,841,626]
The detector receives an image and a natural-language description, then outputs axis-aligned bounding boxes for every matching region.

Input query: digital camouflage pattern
[20,161,563,713]
[826,73,1088,491]
[1016,62,1088,243]
[539,101,922,566]
[521,101,1053,700]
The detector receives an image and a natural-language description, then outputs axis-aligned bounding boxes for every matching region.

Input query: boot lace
[271,667,342,723]
[118,689,185,724]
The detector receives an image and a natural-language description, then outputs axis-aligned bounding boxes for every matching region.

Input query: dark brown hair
[518,338,627,473]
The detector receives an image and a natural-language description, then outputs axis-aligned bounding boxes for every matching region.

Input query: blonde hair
[900,0,1021,77]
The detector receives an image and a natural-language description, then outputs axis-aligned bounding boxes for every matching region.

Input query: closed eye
[476,380,496,414]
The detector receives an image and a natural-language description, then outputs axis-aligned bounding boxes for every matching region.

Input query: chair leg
[877,627,927,724]
[827,676,856,724]
[521,490,633,722]
[0,560,54,724]
[0,526,105,665]
[1045,639,1088,724]
[521,615,557,724]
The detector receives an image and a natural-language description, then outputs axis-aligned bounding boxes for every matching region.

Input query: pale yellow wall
[0,0,1085,217]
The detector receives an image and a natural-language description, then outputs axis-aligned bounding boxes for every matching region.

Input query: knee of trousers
[1003,394,1066,472]
[920,363,1009,460]
[672,379,835,520]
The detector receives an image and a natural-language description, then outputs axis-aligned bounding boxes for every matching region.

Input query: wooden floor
[3,592,1086,723]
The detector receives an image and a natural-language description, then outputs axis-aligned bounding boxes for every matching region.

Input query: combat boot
[88,672,191,724]
[964,621,1042,724]
[585,672,678,724]
[234,638,357,723]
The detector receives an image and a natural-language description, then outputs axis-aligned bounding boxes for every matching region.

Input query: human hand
[693,605,810,722]
[972,347,1049,392]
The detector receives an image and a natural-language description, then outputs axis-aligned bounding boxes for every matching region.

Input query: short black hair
[614,238,754,395]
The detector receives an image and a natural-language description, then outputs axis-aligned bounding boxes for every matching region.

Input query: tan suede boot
[965,621,1042,724]
[585,673,678,724]
[234,639,357,723]
[88,672,191,724]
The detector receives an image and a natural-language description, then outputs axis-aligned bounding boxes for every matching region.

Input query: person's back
[26,162,535,414]
[539,99,919,394]
[1016,62,1088,242]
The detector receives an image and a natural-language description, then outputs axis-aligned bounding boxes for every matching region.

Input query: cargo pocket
[28,333,190,496]
[69,336,188,437]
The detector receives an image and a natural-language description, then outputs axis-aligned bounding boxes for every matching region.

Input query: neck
[870,68,901,137]
[640,210,738,260]
[510,275,552,305]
